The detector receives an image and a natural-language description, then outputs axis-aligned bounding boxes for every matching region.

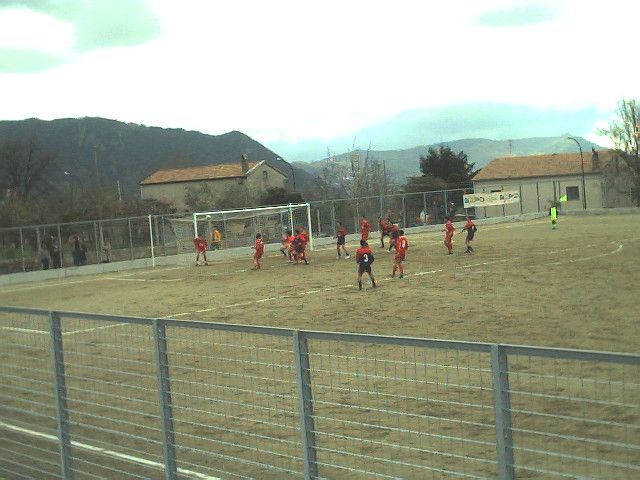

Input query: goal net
[180,203,313,253]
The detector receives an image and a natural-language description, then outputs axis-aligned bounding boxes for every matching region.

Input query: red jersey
[444,221,456,237]
[462,220,476,232]
[355,246,374,264]
[194,237,207,252]
[396,235,409,252]
[253,238,264,255]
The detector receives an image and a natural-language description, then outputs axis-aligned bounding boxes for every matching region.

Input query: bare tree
[598,99,640,205]
[0,134,57,200]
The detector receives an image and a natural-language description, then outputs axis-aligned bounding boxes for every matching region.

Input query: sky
[1,0,637,161]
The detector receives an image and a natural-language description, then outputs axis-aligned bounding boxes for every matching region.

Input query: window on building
[566,186,580,200]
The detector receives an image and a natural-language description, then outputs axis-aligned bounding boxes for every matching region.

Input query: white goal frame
[192,203,314,250]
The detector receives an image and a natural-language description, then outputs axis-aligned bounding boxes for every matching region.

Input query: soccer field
[1,212,638,354]
[1,212,639,479]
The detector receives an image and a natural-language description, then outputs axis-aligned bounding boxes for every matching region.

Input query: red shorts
[361,231,370,241]
[196,248,207,254]
[253,252,263,260]
[394,251,406,262]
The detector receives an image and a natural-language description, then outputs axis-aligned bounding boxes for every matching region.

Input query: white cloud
[1,0,639,145]
[0,8,75,57]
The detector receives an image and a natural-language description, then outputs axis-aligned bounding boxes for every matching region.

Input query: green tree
[598,98,640,205]
[402,145,476,195]
[259,187,304,206]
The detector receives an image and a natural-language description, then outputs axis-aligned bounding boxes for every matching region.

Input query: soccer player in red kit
[252,233,265,269]
[360,215,371,241]
[292,228,309,264]
[391,230,409,278]
[460,216,477,253]
[442,216,456,254]
[378,216,390,248]
[193,233,208,266]
[355,240,376,290]
[388,223,400,252]
[334,222,350,259]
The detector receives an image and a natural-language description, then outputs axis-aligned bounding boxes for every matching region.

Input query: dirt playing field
[1,212,639,479]
[1,212,638,354]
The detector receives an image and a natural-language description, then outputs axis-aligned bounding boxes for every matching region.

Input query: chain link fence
[0,187,535,274]
[1,307,638,479]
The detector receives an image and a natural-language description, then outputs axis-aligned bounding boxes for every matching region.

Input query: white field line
[0,266,188,294]
[166,239,633,318]
[0,422,220,480]
[0,322,127,336]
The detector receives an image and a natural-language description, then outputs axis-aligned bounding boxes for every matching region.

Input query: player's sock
[392,266,397,277]
[399,267,404,279]
[346,253,350,258]
[358,281,362,290]
[372,280,377,288]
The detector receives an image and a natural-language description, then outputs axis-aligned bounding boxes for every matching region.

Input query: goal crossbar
[192,203,313,250]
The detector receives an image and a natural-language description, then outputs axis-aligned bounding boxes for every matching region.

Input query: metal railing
[1,306,638,479]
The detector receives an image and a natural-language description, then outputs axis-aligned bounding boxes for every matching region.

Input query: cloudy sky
[0,0,637,161]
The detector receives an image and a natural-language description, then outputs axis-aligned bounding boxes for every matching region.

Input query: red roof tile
[473,150,616,181]
[140,161,262,185]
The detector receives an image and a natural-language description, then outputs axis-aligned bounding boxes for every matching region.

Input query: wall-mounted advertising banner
[463,191,520,207]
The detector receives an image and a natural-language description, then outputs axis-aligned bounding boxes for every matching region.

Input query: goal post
[191,203,313,252]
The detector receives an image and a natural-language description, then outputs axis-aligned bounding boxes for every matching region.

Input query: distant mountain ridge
[293,136,606,183]
[0,117,311,196]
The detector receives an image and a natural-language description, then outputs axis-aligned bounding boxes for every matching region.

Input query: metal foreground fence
[0,307,638,479]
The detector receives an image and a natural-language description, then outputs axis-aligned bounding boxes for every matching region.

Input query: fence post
[49,311,73,479]
[128,218,134,260]
[293,331,318,480]
[401,195,407,227]
[19,227,26,272]
[379,194,384,219]
[491,344,515,480]
[330,201,336,235]
[153,319,178,480]
[423,193,427,225]
[93,222,100,264]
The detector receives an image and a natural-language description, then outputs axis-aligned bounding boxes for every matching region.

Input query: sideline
[0,421,220,480]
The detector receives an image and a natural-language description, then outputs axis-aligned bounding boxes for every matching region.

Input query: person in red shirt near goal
[252,233,265,269]
[360,215,371,241]
[442,216,456,254]
[378,216,391,248]
[193,233,209,266]
[391,230,409,278]
[355,240,376,290]
[334,222,350,259]
[459,216,477,253]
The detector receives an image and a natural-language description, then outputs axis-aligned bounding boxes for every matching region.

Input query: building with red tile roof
[472,150,633,216]
[140,158,288,211]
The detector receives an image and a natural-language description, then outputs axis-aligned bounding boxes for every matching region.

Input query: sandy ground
[1,213,638,479]
[1,213,638,353]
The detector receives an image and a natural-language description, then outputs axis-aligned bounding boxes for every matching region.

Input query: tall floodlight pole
[567,136,587,210]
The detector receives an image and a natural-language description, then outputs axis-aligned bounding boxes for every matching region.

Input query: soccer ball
[205,215,211,219]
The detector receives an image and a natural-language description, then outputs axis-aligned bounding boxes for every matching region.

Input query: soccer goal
[192,203,313,251]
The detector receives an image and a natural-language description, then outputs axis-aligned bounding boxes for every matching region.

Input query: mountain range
[0,117,605,198]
